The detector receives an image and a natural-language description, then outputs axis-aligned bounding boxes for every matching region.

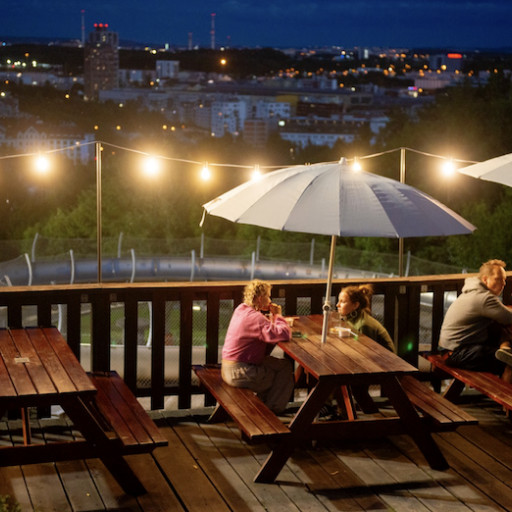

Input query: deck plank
[41,417,105,512]
[170,416,265,512]
[304,444,386,511]
[202,420,299,512]
[227,423,333,511]
[151,416,228,511]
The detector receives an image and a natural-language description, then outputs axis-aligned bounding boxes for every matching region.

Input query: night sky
[3,0,512,50]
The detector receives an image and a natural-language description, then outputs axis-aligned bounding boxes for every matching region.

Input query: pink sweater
[222,303,291,364]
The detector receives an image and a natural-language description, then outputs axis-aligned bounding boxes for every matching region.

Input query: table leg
[442,379,466,402]
[350,385,379,413]
[254,379,335,483]
[21,407,31,445]
[382,376,449,470]
[333,386,356,420]
[62,398,146,495]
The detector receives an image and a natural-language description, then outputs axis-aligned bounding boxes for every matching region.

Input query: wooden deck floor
[1,394,512,512]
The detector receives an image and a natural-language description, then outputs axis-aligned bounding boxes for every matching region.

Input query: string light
[142,156,160,177]
[0,141,480,180]
[251,164,262,181]
[201,162,211,181]
[351,157,362,172]
[34,154,50,174]
[441,158,456,177]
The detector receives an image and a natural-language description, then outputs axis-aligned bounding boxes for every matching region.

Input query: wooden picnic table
[255,314,451,483]
[0,326,159,495]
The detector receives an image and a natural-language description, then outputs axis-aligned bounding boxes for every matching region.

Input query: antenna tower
[81,9,85,46]
[210,13,216,50]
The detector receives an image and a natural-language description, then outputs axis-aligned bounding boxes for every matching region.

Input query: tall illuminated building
[84,23,119,100]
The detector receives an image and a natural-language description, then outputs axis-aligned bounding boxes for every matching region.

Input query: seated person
[439,259,512,381]
[318,284,395,420]
[337,284,395,353]
[221,279,294,414]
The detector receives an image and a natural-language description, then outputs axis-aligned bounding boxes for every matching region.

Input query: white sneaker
[495,347,512,366]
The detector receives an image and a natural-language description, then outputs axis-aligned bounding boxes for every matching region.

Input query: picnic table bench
[193,364,291,443]
[86,370,168,454]
[424,352,512,411]
[400,374,478,429]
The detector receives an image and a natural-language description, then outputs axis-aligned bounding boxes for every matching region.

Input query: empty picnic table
[0,326,167,495]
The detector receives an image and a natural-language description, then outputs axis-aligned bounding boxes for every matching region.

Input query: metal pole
[321,235,337,344]
[398,147,406,277]
[96,141,102,283]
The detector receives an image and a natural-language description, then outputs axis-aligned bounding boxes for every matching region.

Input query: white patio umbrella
[201,160,476,343]
[458,153,512,187]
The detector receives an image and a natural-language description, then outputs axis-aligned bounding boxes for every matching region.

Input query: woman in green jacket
[337,284,396,353]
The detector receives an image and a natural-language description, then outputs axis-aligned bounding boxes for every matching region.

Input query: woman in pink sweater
[221,280,293,414]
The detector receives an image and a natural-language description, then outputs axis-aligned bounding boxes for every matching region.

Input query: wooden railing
[1,275,511,410]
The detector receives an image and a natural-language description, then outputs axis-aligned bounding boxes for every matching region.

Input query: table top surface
[280,315,417,380]
[0,327,96,401]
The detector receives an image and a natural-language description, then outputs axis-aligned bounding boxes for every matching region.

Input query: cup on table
[285,316,299,328]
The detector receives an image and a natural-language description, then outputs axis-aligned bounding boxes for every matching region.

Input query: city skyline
[2,0,512,50]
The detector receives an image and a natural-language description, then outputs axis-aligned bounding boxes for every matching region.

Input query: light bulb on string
[441,158,455,177]
[34,154,50,174]
[201,162,211,181]
[352,157,362,172]
[251,164,261,181]
[142,156,160,177]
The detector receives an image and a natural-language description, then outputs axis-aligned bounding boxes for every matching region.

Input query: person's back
[438,259,512,376]
[439,276,505,352]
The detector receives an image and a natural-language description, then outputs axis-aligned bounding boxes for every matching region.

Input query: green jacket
[345,310,396,353]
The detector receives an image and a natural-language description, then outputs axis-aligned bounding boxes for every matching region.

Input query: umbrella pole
[321,235,337,344]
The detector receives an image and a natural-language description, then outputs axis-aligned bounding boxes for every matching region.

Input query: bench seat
[424,353,512,411]
[399,375,477,429]
[87,371,168,454]
[193,364,290,443]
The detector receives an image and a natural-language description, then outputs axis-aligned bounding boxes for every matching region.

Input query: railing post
[150,291,166,410]
[91,291,111,372]
[178,290,194,409]
[395,282,421,366]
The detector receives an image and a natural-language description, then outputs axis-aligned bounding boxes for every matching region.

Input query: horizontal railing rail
[1,275,510,410]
